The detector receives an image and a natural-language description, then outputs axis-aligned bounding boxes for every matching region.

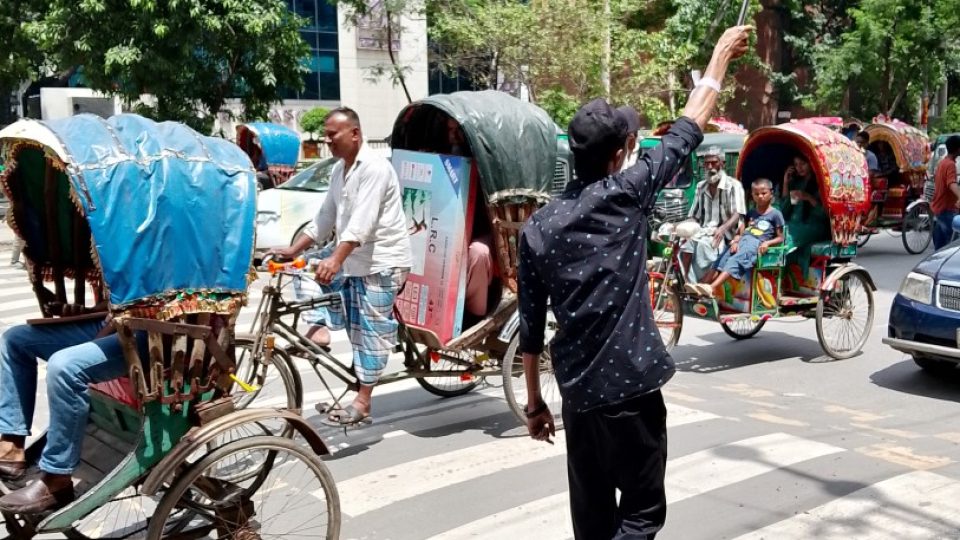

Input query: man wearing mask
[680,146,746,282]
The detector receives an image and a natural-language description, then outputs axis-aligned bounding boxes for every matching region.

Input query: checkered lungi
[321,269,409,385]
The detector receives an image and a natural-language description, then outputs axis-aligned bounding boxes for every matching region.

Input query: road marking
[715,383,775,399]
[823,404,889,422]
[733,471,960,539]
[426,432,846,539]
[856,443,952,470]
[661,389,704,403]
[747,411,809,427]
[666,432,844,504]
[850,423,922,440]
[668,403,721,427]
[326,431,569,517]
[424,492,571,540]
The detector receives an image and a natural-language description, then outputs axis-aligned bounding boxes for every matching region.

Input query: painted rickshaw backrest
[738,122,871,245]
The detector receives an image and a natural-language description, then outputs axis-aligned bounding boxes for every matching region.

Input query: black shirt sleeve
[621,116,704,210]
[518,223,548,355]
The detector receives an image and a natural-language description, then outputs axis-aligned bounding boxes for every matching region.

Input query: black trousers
[562,390,668,540]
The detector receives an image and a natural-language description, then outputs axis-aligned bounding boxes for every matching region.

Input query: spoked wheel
[649,275,682,350]
[64,486,194,539]
[902,203,932,254]
[502,313,562,429]
[400,322,479,397]
[816,272,874,359]
[232,338,303,413]
[721,317,766,340]
[145,436,340,540]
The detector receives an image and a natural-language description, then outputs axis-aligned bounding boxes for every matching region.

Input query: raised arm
[681,26,753,130]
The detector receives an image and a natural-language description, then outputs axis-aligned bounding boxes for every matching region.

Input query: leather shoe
[0,479,75,514]
[0,460,25,481]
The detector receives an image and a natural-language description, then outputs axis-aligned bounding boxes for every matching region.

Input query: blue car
[884,218,960,372]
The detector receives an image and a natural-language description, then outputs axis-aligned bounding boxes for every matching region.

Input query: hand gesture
[730,240,740,254]
[714,25,753,62]
[759,242,770,255]
[314,258,341,285]
[526,403,556,445]
[712,228,725,248]
[784,166,796,183]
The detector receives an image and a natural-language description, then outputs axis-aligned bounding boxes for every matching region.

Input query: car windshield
[279,158,337,191]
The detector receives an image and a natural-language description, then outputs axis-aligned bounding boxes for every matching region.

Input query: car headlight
[898,271,934,304]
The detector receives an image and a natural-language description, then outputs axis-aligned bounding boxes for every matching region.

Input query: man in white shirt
[276,107,412,426]
[680,146,746,282]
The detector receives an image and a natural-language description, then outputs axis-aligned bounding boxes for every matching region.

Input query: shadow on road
[671,329,839,372]
[869,359,960,403]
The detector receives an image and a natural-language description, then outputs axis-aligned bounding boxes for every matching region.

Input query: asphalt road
[1,229,959,539]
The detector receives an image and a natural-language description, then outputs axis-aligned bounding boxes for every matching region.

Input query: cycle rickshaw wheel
[146,436,340,540]
[649,275,682,350]
[901,202,932,254]
[502,314,563,429]
[721,317,766,340]
[816,272,874,359]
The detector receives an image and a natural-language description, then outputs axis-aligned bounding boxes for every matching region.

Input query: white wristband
[695,76,722,93]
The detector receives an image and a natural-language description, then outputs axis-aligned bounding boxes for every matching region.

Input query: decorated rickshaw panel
[864,121,930,173]
[741,122,871,246]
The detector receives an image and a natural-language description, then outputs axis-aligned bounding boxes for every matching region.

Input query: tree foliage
[299,106,330,140]
[0,0,44,121]
[26,0,309,132]
[805,0,959,119]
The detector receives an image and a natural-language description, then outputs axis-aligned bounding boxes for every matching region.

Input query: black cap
[617,105,641,133]
[568,98,629,155]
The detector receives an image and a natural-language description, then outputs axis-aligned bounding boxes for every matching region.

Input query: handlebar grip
[267,257,307,274]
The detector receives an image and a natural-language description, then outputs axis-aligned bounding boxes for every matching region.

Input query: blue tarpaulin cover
[9,114,257,307]
[239,122,301,167]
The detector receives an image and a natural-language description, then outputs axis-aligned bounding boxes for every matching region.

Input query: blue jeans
[714,235,761,280]
[933,211,957,250]
[0,320,127,474]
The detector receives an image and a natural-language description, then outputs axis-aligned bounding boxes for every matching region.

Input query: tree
[806,0,960,120]
[299,106,330,141]
[0,0,45,123]
[337,0,421,103]
[26,0,309,132]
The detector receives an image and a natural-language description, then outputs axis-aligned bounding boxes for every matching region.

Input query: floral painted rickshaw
[236,122,301,189]
[857,118,932,253]
[0,114,339,538]
[650,121,876,359]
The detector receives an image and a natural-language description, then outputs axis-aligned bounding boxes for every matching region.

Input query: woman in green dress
[779,154,831,274]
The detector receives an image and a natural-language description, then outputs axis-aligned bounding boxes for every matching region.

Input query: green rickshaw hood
[391,91,557,204]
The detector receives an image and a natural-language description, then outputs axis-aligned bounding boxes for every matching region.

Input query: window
[284,0,340,100]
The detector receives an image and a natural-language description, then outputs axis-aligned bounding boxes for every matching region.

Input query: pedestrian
[271,106,412,426]
[9,237,24,268]
[517,25,752,540]
[931,135,960,250]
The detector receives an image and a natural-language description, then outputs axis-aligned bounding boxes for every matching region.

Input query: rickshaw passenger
[779,154,830,272]
[690,178,784,297]
[680,145,746,281]
[279,107,412,426]
[0,302,130,514]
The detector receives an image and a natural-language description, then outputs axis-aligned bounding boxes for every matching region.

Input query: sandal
[322,405,372,427]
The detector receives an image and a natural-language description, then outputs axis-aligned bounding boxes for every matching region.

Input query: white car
[254,157,337,260]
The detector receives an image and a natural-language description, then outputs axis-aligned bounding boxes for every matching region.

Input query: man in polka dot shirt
[517,26,753,540]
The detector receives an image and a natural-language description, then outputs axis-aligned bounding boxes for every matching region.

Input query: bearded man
[680,146,746,281]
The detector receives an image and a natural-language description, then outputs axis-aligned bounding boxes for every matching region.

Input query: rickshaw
[856,119,932,253]
[235,122,301,189]
[650,121,876,359]
[643,132,746,258]
[705,117,747,134]
[0,114,339,538]
[235,90,565,428]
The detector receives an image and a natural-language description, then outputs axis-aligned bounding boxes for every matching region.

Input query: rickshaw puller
[0,302,130,514]
[931,135,960,250]
[281,107,412,426]
[518,25,752,540]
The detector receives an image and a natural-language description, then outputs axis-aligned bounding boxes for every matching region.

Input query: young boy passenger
[690,178,784,297]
